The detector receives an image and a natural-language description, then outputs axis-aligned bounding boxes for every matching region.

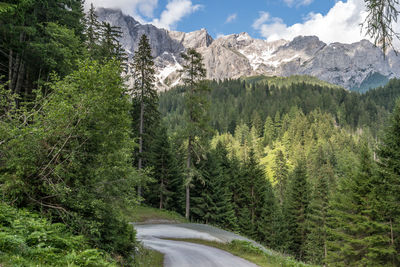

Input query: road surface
[135,223,261,267]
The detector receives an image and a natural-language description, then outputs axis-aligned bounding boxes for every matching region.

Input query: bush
[0,202,115,266]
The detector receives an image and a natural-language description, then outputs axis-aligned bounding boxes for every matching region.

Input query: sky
[85,0,399,45]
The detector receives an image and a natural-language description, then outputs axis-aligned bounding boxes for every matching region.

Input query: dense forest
[0,1,138,265]
[151,77,400,265]
[1,0,400,266]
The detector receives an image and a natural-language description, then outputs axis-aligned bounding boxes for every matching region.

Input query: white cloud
[216,33,226,39]
[253,0,377,44]
[86,0,202,30]
[85,0,158,19]
[283,0,314,7]
[151,0,202,30]
[252,11,270,30]
[225,13,237,24]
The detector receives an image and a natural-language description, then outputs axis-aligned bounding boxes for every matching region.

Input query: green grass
[121,205,187,223]
[134,245,163,267]
[165,238,319,267]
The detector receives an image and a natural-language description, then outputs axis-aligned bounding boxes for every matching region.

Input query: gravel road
[135,223,261,267]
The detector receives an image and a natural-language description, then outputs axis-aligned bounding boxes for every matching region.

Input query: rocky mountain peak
[96,7,400,92]
[169,28,213,49]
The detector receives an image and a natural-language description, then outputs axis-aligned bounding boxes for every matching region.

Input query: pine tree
[131,34,158,199]
[327,142,395,266]
[303,166,330,265]
[283,159,310,259]
[257,176,280,249]
[272,149,289,205]
[145,125,178,209]
[375,98,400,265]
[263,116,275,146]
[84,3,101,58]
[238,150,267,239]
[100,21,127,67]
[180,48,210,220]
[213,142,238,231]
[251,110,263,137]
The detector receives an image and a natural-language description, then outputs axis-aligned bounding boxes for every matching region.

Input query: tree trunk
[251,186,254,225]
[8,49,13,84]
[159,178,164,209]
[137,62,145,199]
[185,137,192,220]
[138,93,144,198]
[10,52,20,93]
[14,60,25,109]
[390,218,395,265]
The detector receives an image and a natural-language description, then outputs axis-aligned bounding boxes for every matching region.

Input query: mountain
[97,8,400,92]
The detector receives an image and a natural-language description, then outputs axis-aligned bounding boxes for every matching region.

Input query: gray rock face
[97,8,400,91]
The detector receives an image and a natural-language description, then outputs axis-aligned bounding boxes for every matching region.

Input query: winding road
[135,223,262,267]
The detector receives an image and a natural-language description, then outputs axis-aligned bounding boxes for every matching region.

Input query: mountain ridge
[96,7,400,92]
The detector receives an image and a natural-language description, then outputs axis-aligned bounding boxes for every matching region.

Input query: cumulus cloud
[252,11,270,29]
[85,0,158,20]
[151,0,202,30]
[86,0,202,30]
[225,13,237,24]
[253,0,378,44]
[283,0,313,7]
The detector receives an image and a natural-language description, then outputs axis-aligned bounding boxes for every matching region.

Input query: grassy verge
[134,245,163,267]
[165,238,319,267]
[121,205,187,224]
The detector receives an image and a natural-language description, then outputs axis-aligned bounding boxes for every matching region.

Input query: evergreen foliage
[160,77,400,136]
[375,98,400,265]
[282,160,310,260]
[327,142,396,266]
[180,48,210,219]
[130,34,159,198]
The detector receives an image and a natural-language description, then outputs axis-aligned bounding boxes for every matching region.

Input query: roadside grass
[164,238,319,267]
[121,205,187,223]
[134,245,163,267]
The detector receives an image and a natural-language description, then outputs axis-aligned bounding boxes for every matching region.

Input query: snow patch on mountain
[97,8,399,91]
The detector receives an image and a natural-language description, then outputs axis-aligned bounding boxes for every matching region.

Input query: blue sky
[153,0,334,39]
[88,0,382,44]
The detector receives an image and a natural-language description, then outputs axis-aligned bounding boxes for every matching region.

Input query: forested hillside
[160,77,400,136]
[147,77,400,265]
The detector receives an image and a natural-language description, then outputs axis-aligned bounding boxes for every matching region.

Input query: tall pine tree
[283,159,310,259]
[131,34,158,199]
[180,48,210,219]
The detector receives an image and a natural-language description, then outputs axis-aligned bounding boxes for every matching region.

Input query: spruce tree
[84,4,101,59]
[327,142,395,266]
[100,21,127,67]
[238,150,267,239]
[283,159,310,259]
[213,142,238,231]
[180,48,210,220]
[145,125,178,209]
[257,176,280,249]
[131,34,158,199]
[303,166,330,265]
[272,149,289,205]
[263,116,275,146]
[376,98,400,265]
